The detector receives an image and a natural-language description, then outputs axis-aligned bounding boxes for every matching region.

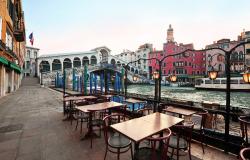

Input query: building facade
[238,30,250,70]
[115,43,153,77]
[205,38,245,77]
[24,46,39,77]
[0,0,26,97]
[149,25,206,84]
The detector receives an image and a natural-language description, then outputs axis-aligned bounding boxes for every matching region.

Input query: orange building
[0,0,26,97]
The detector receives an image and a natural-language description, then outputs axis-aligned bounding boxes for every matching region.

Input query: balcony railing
[13,14,25,42]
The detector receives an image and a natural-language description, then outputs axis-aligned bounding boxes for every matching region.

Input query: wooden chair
[74,101,89,133]
[239,116,250,147]
[240,147,250,160]
[137,108,153,117]
[169,122,194,160]
[134,128,172,160]
[191,109,208,153]
[103,114,133,160]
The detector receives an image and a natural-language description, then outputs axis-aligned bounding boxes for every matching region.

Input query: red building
[149,25,206,84]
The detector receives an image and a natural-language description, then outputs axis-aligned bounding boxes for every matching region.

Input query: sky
[23,0,250,55]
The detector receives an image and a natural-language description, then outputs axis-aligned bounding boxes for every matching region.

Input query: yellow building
[0,0,26,97]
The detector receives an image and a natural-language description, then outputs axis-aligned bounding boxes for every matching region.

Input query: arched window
[40,61,50,72]
[110,59,116,65]
[239,51,244,61]
[117,61,121,67]
[52,59,61,71]
[207,54,212,62]
[90,55,97,65]
[218,64,222,71]
[135,69,138,74]
[27,50,30,58]
[73,57,81,68]
[131,67,134,72]
[63,58,72,69]
[82,56,89,66]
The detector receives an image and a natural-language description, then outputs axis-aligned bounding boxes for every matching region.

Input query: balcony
[13,16,25,42]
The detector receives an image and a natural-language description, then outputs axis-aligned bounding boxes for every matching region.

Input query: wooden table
[163,106,197,121]
[111,112,183,143]
[63,96,97,121]
[75,101,125,146]
[124,98,146,111]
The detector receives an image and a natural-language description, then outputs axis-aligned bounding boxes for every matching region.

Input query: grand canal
[127,85,250,108]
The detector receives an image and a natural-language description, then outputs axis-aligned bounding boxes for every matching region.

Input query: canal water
[127,85,250,108]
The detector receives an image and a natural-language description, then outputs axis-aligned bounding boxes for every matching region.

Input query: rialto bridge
[37,46,149,85]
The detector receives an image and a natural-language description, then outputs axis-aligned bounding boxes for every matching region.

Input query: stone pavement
[0,78,238,160]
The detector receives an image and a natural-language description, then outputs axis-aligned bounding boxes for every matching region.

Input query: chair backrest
[171,122,194,148]
[147,128,172,160]
[137,108,153,116]
[240,147,250,160]
[192,109,208,130]
[102,114,130,144]
[239,116,250,145]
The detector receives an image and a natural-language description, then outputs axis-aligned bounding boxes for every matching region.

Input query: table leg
[80,112,99,141]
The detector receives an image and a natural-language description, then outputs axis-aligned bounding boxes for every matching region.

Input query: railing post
[225,51,231,152]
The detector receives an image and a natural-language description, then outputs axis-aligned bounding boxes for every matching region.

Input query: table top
[124,98,145,104]
[75,101,124,112]
[111,112,183,142]
[164,106,197,116]
[64,95,97,101]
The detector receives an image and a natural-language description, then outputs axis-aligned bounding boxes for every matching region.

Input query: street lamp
[153,71,159,79]
[208,67,219,80]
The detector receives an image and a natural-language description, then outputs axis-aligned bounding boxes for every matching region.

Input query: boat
[195,77,250,92]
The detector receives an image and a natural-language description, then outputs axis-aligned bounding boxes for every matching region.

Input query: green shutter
[0,56,9,65]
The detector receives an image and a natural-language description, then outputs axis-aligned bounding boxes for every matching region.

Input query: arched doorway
[82,56,89,66]
[40,61,50,72]
[52,59,61,71]
[73,57,81,68]
[63,58,72,69]
[90,55,97,65]
[100,49,109,64]
[110,59,116,65]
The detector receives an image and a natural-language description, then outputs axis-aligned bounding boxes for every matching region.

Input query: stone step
[21,77,39,86]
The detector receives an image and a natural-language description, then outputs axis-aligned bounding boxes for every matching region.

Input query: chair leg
[171,148,174,159]
[75,120,78,131]
[104,147,108,160]
[117,148,120,160]
[177,149,179,160]
[130,144,134,160]
[80,120,83,133]
[189,143,192,160]
[188,148,192,160]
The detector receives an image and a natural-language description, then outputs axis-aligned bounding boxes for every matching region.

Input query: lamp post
[192,41,250,152]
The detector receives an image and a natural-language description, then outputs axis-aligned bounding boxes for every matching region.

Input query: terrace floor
[0,78,238,160]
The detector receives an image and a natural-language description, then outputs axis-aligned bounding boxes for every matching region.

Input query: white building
[24,46,40,77]
[115,43,152,77]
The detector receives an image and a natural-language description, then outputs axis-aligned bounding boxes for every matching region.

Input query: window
[143,54,146,57]
[27,50,30,58]
[6,29,13,50]
[34,51,37,58]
